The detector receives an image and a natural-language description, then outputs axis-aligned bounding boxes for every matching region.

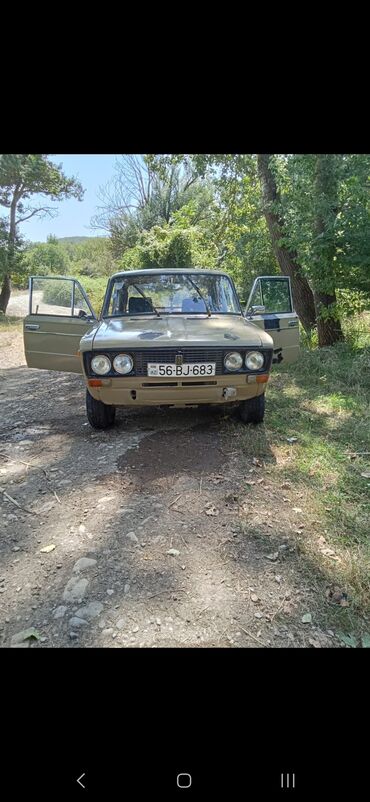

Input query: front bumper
[85,374,268,407]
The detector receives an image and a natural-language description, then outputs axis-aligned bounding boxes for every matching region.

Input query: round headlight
[245,351,264,370]
[224,352,243,371]
[91,354,111,375]
[113,353,133,375]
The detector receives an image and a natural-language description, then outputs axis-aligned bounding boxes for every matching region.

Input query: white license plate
[147,362,216,377]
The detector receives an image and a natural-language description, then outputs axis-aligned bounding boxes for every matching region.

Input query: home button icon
[177,773,192,789]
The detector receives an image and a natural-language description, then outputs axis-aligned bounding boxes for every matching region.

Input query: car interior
[128,297,154,314]
[181,297,207,312]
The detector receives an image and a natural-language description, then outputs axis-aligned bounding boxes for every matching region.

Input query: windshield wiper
[132,284,161,317]
[185,277,212,317]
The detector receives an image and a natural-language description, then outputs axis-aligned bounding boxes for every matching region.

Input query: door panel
[23,277,97,373]
[245,276,299,365]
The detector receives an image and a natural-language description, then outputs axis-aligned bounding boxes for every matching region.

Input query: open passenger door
[23,276,98,373]
[245,276,299,364]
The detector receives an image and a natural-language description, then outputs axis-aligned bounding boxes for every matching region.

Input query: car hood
[82,314,273,350]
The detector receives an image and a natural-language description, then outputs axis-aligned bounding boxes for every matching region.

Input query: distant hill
[57,236,96,244]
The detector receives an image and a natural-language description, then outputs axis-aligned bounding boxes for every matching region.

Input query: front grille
[134,347,224,376]
[84,347,273,377]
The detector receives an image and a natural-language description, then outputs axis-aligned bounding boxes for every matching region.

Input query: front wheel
[86,389,116,429]
[239,394,265,424]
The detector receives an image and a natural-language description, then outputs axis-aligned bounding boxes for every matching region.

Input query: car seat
[181,297,206,313]
[128,297,154,314]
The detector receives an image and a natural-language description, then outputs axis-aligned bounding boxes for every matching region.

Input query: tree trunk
[0,191,18,314]
[312,155,344,347]
[314,290,344,347]
[0,274,11,313]
[257,154,316,334]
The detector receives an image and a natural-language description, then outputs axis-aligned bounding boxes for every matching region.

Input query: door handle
[25,324,40,330]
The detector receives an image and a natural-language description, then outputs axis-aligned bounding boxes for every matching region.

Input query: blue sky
[21,155,118,242]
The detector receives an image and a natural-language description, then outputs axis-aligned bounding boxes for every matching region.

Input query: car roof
[110,268,231,280]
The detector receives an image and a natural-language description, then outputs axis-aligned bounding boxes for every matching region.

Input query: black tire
[239,394,265,424]
[86,389,116,429]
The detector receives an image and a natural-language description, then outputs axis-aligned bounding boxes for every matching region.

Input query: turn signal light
[88,379,103,387]
[256,374,269,383]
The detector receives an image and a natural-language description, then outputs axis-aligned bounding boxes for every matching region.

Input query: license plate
[147,362,216,377]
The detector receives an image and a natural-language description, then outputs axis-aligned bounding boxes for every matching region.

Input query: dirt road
[0,323,343,648]
[5,290,31,318]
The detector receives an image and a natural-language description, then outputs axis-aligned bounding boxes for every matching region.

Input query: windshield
[105,272,241,317]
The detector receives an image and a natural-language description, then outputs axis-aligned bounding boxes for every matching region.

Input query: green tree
[119,224,218,272]
[311,154,345,346]
[0,219,9,281]
[149,154,317,332]
[0,154,84,312]
[22,240,70,277]
[273,153,370,344]
[71,237,117,277]
[150,153,370,345]
[92,155,215,259]
[256,154,316,332]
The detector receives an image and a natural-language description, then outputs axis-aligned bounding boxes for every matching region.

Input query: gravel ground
[0,310,343,648]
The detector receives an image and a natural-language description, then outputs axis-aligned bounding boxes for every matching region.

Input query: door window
[30,277,95,318]
[73,284,92,317]
[260,278,292,314]
[247,281,263,311]
[247,277,293,315]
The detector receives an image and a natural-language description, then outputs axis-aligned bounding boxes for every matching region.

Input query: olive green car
[23,269,299,429]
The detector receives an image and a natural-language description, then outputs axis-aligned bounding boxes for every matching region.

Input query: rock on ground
[63,577,89,602]
[76,601,104,619]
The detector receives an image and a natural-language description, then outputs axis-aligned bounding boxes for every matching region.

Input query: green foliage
[217,175,278,298]
[336,289,370,318]
[342,312,370,350]
[5,153,368,342]
[40,275,107,314]
[119,224,218,271]
[93,156,217,260]
[0,154,84,208]
[272,153,370,296]
[150,154,370,342]
[21,241,70,279]
[78,276,107,313]
[42,280,73,307]
[69,237,116,277]
[16,236,118,291]
[0,154,85,312]
[148,156,279,299]
[299,325,318,351]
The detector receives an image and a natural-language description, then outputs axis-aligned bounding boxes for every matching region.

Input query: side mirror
[246,304,266,316]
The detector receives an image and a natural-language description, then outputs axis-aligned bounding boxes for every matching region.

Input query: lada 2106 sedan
[23,269,299,429]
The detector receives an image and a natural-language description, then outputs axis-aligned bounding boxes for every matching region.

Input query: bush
[119,225,218,272]
[336,289,370,318]
[79,276,107,314]
[299,325,318,350]
[42,281,73,307]
[41,276,108,314]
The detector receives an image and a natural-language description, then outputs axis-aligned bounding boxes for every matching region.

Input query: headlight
[113,353,133,375]
[91,354,111,375]
[245,351,264,370]
[224,352,243,371]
